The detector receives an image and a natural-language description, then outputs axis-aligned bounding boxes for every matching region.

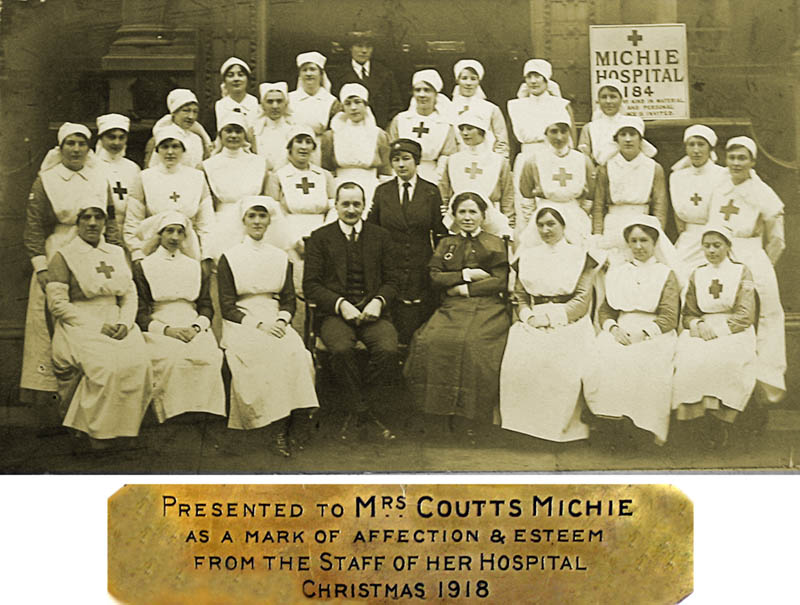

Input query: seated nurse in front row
[132,211,226,425]
[218,196,318,456]
[672,223,757,447]
[46,205,152,449]
[584,215,680,447]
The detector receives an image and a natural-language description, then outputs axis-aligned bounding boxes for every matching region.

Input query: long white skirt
[500,315,591,442]
[21,224,76,392]
[208,201,245,262]
[672,320,757,413]
[733,237,785,396]
[53,316,152,439]
[584,316,676,443]
[223,321,317,430]
[143,329,226,422]
[674,223,706,283]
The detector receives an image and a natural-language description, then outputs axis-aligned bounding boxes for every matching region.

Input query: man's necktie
[362,65,369,79]
[402,182,411,206]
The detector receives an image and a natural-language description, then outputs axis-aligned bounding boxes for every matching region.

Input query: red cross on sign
[465,162,483,179]
[552,167,573,187]
[719,200,740,221]
[296,177,315,195]
[96,261,115,279]
[709,278,723,299]
[628,29,643,46]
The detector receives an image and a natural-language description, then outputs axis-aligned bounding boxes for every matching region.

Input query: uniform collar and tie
[338,219,363,241]
[459,228,482,238]
[397,175,417,203]
[352,59,371,80]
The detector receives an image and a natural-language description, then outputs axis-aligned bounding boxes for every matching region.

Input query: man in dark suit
[329,30,403,129]
[304,181,401,439]
[367,139,448,344]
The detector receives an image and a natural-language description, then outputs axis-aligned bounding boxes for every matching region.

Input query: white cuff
[643,322,661,339]
[458,284,470,297]
[32,255,48,273]
[193,316,211,331]
[689,318,702,331]
[242,315,260,330]
[131,251,145,262]
[334,297,344,315]
[518,306,533,323]
[277,310,292,324]
[547,305,568,327]
[602,319,618,332]
[718,322,732,337]
[462,269,472,282]
[148,319,168,334]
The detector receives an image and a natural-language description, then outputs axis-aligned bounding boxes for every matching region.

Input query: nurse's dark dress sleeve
[592,165,609,234]
[217,254,245,324]
[653,270,679,334]
[598,293,619,329]
[197,268,214,323]
[24,176,57,272]
[681,269,702,331]
[649,164,668,229]
[132,261,156,332]
[728,265,756,334]
[564,256,597,323]
[278,262,296,319]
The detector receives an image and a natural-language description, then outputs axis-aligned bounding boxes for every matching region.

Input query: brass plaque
[109,484,692,604]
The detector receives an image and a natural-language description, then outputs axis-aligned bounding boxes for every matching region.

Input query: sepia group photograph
[0,0,798,475]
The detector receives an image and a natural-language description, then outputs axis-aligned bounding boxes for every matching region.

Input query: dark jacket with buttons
[366,176,447,301]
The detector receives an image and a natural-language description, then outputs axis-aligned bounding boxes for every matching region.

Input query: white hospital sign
[590,24,690,119]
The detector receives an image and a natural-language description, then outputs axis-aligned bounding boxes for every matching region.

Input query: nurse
[145,88,212,169]
[584,215,680,446]
[250,82,295,171]
[46,205,152,447]
[214,56,260,133]
[439,110,514,237]
[450,59,509,157]
[22,122,113,402]
[126,124,215,265]
[669,124,727,277]
[218,197,318,454]
[707,136,786,403]
[203,112,268,261]
[320,82,391,216]
[500,204,597,442]
[388,69,458,184]
[672,223,757,444]
[133,211,226,423]
[577,78,632,167]
[95,113,143,246]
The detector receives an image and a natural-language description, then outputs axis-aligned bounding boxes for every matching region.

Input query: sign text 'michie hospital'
[594,48,684,91]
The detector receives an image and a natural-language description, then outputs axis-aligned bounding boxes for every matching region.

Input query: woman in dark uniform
[367,138,447,344]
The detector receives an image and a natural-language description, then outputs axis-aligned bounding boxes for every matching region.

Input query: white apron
[203,149,266,260]
[96,148,143,247]
[221,238,318,429]
[500,241,591,441]
[535,147,591,238]
[21,163,109,392]
[394,109,451,183]
[669,160,727,277]
[444,144,510,237]
[252,116,294,171]
[584,259,676,443]
[140,248,226,421]
[140,165,209,258]
[508,94,570,214]
[672,259,757,413]
[52,238,152,438]
[288,87,337,166]
[275,163,332,294]
[603,153,655,260]
[331,117,382,216]
[215,94,260,132]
